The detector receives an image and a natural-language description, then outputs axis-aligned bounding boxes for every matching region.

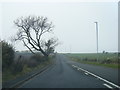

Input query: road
[19,54,119,88]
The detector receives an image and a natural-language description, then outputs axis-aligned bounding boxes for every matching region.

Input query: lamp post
[94,22,99,61]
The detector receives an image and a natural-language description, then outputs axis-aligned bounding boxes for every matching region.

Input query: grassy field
[66,53,120,68]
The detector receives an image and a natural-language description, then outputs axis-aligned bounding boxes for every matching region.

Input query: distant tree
[106,52,108,54]
[13,16,58,57]
[2,40,15,71]
[103,50,105,54]
[44,38,58,56]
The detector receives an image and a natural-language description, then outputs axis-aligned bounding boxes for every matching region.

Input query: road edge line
[9,59,55,88]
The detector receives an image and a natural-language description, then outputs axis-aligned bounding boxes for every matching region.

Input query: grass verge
[2,56,54,83]
[70,57,120,69]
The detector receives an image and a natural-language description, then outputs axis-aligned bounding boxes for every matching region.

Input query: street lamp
[94,22,99,61]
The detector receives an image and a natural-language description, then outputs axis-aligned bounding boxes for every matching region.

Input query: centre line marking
[103,84,113,89]
[72,64,120,89]
[85,73,88,75]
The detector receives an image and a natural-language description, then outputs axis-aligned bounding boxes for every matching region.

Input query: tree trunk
[39,48,48,58]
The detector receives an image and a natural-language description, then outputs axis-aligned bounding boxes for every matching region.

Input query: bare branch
[14,16,55,57]
[22,40,35,54]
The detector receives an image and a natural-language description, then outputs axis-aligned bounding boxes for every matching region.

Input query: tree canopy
[14,16,58,57]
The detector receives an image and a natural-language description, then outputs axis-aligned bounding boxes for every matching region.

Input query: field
[66,53,119,68]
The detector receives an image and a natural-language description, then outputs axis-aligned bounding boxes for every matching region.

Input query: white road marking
[103,84,113,89]
[85,73,88,75]
[72,65,77,68]
[72,64,120,89]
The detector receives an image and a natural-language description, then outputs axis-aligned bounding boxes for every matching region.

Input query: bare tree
[44,38,59,56]
[14,16,56,57]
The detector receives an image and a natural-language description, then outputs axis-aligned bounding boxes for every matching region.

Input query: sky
[0,0,118,53]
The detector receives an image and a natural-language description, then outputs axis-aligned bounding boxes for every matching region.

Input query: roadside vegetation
[2,40,55,82]
[66,53,120,68]
[2,15,58,83]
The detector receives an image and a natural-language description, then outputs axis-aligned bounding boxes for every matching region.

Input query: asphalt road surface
[19,54,119,88]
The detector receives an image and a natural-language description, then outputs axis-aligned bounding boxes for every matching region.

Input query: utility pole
[94,22,99,61]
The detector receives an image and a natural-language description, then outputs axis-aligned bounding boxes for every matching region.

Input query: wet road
[19,54,119,88]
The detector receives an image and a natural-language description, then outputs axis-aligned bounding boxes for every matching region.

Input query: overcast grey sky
[0,1,118,53]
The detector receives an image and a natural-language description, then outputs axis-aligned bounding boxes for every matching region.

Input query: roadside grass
[66,53,120,69]
[2,54,55,82]
[71,58,120,68]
